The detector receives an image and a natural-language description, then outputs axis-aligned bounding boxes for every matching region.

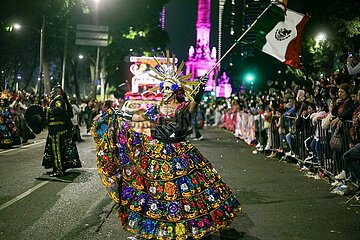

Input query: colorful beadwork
[92,104,241,239]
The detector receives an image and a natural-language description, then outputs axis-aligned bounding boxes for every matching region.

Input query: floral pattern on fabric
[144,105,160,123]
[92,106,241,239]
[0,107,20,147]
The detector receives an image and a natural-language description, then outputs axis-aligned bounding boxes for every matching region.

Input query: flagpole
[191,3,274,96]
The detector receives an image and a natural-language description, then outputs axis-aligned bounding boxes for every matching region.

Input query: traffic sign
[75,24,108,47]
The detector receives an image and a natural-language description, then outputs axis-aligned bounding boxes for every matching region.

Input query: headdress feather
[142,51,194,99]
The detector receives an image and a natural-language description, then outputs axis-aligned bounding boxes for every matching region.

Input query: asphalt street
[0,126,359,240]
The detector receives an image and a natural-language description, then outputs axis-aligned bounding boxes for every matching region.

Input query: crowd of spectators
[215,52,360,199]
[1,50,359,200]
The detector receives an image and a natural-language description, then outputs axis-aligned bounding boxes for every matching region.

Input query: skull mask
[161,80,176,103]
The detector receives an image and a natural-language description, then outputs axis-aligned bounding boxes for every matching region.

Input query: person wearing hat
[42,85,81,177]
[92,52,241,240]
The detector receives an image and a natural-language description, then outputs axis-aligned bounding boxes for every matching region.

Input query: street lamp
[13,18,45,96]
[315,33,326,47]
[245,73,255,83]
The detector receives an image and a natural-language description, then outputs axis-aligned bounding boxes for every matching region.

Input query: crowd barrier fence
[222,110,356,180]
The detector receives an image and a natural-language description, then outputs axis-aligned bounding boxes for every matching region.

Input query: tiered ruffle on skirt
[92,109,241,239]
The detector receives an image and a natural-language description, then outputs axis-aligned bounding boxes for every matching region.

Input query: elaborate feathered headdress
[0,90,11,100]
[145,50,200,101]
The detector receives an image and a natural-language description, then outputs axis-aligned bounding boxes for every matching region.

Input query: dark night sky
[164,0,309,63]
[165,0,219,63]
[164,0,311,91]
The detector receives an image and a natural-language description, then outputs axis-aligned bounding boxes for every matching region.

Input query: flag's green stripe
[251,4,285,50]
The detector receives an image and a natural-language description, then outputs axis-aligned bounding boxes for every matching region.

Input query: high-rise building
[219,0,244,72]
[219,0,272,92]
[243,0,273,57]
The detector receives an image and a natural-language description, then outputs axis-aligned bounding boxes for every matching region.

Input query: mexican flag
[251,3,309,68]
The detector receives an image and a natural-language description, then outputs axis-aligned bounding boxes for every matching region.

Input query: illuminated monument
[185,0,218,92]
[185,0,232,98]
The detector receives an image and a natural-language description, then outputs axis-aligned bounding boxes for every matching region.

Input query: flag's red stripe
[284,15,309,68]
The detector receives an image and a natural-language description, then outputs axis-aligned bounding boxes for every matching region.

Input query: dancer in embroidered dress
[92,52,241,239]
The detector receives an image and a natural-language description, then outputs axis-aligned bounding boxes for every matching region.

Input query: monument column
[186,0,218,91]
[196,0,211,49]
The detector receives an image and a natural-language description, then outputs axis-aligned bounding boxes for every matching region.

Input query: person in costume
[42,85,81,177]
[0,91,20,148]
[10,92,36,143]
[92,52,241,239]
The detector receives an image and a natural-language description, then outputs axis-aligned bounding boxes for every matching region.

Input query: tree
[0,0,170,99]
[299,0,360,76]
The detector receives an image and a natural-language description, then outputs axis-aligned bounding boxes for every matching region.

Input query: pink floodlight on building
[185,0,218,92]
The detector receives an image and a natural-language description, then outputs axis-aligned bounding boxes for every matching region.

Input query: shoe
[267,152,276,158]
[314,174,321,180]
[264,145,271,151]
[331,180,342,186]
[301,166,309,171]
[331,184,348,195]
[252,150,258,154]
[257,147,264,152]
[255,143,261,148]
[49,171,64,177]
[305,172,314,178]
[127,237,138,240]
[355,193,360,201]
[285,151,292,157]
[335,170,346,180]
[193,136,203,141]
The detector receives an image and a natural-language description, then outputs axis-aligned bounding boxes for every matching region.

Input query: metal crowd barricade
[318,122,333,173]
[269,115,281,151]
[288,118,353,176]
[316,121,352,175]
[223,108,357,180]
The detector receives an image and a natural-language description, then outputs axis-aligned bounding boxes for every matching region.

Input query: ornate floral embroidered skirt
[93,111,241,239]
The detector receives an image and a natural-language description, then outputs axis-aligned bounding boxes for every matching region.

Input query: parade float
[121,56,178,135]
